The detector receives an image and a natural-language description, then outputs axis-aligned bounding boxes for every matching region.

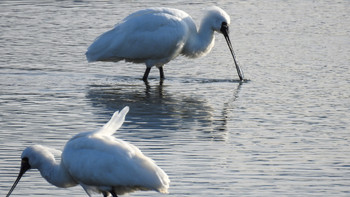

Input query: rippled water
[1,0,349,196]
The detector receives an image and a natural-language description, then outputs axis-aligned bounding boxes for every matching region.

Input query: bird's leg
[110,190,118,197]
[101,191,118,197]
[143,67,151,81]
[158,66,165,79]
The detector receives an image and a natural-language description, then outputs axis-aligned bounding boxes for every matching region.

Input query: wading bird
[86,6,244,81]
[7,106,169,197]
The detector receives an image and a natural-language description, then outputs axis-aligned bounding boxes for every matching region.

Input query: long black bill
[220,22,244,81]
[7,158,31,197]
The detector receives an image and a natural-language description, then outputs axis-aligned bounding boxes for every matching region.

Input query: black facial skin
[6,158,31,197]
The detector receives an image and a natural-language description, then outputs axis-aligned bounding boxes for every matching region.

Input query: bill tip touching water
[7,106,169,197]
[86,6,244,81]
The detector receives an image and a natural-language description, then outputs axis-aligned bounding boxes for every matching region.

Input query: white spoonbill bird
[6,106,169,197]
[86,6,244,81]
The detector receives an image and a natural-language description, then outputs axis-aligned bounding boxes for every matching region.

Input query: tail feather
[93,106,129,136]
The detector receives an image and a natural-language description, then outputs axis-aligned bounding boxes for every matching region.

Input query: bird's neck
[36,154,78,188]
[183,21,215,58]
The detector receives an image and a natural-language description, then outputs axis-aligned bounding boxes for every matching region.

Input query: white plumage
[86,7,244,81]
[7,106,169,197]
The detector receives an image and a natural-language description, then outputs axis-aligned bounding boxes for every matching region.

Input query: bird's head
[203,6,231,33]
[21,145,56,169]
[203,6,244,80]
[6,145,56,196]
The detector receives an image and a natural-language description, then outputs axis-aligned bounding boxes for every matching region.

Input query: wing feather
[92,106,129,136]
[86,7,191,65]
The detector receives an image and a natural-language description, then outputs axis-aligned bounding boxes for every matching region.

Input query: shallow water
[1,0,349,196]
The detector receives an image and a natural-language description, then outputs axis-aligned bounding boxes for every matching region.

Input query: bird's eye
[21,157,31,168]
[220,22,229,34]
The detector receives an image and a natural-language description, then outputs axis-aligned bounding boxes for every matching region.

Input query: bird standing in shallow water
[7,106,169,197]
[86,6,244,81]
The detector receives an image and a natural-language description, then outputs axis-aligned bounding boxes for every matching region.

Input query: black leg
[110,190,118,197]
[102,191,109,197]
[143,67,151,81]
[158,66,165,79]
[102,191,118,197]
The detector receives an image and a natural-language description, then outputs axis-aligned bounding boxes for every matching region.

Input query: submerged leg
[143,67,151,81]
[158,66,165,79]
